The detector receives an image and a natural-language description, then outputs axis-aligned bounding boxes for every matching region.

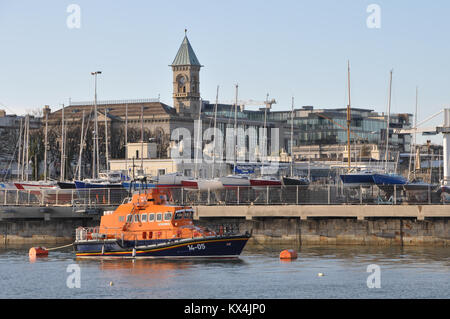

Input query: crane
[218,97,277,111]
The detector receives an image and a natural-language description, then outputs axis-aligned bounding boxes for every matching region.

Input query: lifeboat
[73,188,251,259]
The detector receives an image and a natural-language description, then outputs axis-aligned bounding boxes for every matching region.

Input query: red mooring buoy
[29,247,49,258]
[280,249,298,260]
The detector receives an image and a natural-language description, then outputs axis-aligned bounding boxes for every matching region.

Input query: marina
[1,1,450,303]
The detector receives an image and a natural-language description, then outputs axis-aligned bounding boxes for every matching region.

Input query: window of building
[158,169,166,176]
[184,169,192,177]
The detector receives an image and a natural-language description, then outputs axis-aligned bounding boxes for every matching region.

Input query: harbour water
[0,244,448,299]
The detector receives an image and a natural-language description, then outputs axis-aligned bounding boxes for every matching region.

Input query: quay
[0,193,448,246]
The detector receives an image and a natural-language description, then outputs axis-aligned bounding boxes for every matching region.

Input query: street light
[91,71,102,179]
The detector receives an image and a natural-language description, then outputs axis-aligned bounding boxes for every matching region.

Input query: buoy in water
[29,247,49,258]
[280,249,298,260]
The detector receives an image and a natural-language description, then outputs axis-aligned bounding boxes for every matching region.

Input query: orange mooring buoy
[29,247,49,258]
[280,249,298,260]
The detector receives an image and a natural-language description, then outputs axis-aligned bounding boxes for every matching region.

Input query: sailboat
[339,62,379,187]
[249,94,282,188]
[371,70,408,189]
[402,87,437,201]
[14,114,58,191]
[282,97,310,190]
[181,96,224,191]
[219,85,252,188]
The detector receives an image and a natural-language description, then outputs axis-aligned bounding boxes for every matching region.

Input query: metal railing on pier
[0,184,448,208]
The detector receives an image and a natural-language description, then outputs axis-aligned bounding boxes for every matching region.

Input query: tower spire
[171,33,202,116]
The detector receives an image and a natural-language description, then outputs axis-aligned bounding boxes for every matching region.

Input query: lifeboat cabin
[74,189,251,258]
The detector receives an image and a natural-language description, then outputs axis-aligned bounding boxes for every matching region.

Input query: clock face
[178,76,186,85]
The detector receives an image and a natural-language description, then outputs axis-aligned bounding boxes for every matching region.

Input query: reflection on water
[0,244,448,299]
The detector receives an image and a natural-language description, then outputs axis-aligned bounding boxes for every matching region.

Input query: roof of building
[48,100,178,122]
[171,36,202,67]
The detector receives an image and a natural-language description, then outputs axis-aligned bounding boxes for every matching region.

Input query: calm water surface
[0,244,448,299]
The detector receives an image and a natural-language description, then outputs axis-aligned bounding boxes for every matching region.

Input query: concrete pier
[193,205,450,221]
[194,205,450,246]
[0,206,114,245]
[0,204,448,246]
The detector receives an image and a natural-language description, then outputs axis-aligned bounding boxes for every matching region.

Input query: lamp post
[91,71,102,179]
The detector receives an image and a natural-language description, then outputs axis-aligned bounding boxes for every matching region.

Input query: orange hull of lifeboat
[74,189,251,258]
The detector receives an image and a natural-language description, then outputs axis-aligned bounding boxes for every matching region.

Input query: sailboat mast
[290,96,294,177]
[262,93,269,176]
[194,98,203,179]
[212,85,219,178]
[44,111,48,181]
[384,70,393,173]
[25,115,29,181]
[125,104,128,175]
[346,61,351,171]
[105,106,109,172]
[140,105,144,173]
[17,118,23,180]
[408,87,418,181]
[60,104,65,182]
[233,84,238,175]
[77,110,85,180]
[414,86,418,179]
[21,117,26,180]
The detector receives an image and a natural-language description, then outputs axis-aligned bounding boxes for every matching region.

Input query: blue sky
[1,0,449,142]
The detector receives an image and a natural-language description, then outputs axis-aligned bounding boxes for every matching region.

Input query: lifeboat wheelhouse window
[175,211,184,220]
[156,213,162,222]
[184,211,193,220]
[141,214,148,223]
[164,212,172,221]
[134,215,140,223]
[119,216,125,222]
[126,215,132,223]
[149,214,155,222]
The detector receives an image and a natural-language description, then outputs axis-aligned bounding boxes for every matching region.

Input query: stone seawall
[0,205,449,246]
[197,217,449,246]
[0,219,99,245]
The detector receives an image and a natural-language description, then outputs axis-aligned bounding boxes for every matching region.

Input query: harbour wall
[0,206,108,245]
[0,205,449,246]
[194,205,450,246]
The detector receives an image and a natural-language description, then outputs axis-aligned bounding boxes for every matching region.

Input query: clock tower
[171,33,203,116]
